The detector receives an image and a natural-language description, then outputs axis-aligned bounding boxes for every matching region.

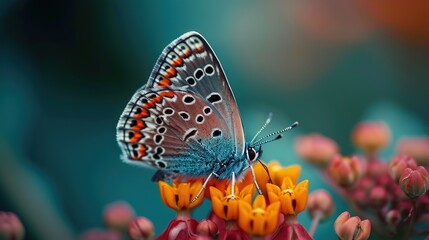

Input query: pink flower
[157,214,199,240]
[329,155,363,187]
[352,121,390,155]
[307,190,334,221]
[396,137,429,165]
[399,166,429,199]
[128,217,155,240]
[352,122,390,155]
[196,219,218,237]
[103,201,135,231]
[385,209,401,226]
[295,133,339,166]
[388,155,418,182]
[0,212,25,240]
[334,211,371,240]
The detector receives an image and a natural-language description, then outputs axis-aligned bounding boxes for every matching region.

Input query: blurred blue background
[1,0,429,239]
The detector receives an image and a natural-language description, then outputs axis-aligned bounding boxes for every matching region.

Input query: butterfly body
[117,32,270,185]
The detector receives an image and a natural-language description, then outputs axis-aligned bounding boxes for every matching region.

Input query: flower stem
[309,211,321,237]
[403,199,417,240]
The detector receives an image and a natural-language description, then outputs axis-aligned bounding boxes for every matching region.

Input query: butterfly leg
[230,172,236,199]
[249,163,263,194]
[190,172,216,203]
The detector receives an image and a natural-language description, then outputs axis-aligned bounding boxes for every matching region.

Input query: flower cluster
[149,162,312,240]
[295,121,429,239]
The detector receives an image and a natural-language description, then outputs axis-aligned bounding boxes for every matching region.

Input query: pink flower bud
[366,160,388,178]
[388,155,418,182]
[376,174,394,189]
[399,166,429,199]
[307,190,334,221]
[329,155,363,187]
[369,186,387,208]
[334,211,371,240]
[356,176,375,193]
[128,217,155,240]
[0,212,25,240]
[352,121,390,155]
[196,219,218,237]
[352,189,369,208]
[103,201,135,231]
[397,137,429,165]
[385,209,401,226]
[295,134,339,166]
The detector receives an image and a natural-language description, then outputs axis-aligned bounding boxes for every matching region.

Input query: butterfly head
[246,145,262,163]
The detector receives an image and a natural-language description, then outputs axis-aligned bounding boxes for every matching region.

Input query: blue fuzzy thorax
[173,137,251,180]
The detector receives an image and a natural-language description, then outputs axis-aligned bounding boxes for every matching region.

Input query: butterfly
[116,31,298,201]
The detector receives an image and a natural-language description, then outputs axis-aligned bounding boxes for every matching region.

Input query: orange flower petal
[268,161,282,172]
[268,191,280,204]
[266,183,281,195]
[211,194,225,219]
[177,183,191,209]
[240,184,255,198]
[253,214,265,235]
[266,202,281,233]
[253,195,267,209]
[294,180,309,213]
[281,177,294,190]
[275,165,301,185]
[159,181,177,209]
[209,186,224,200]
[238,201,252,233]
[189,181,204,209]
[225,199,239,220]
[280,193,294,215]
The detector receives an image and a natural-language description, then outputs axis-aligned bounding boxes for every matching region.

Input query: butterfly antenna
[253,121,299,146]
[250,113,273,144]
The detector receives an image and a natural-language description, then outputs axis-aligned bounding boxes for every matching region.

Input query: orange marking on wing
[165,68,177,78]
[160,90,175,98]
[152,96,163,104]
[132,120,146,131]
[130,132,143,143]
[196,46,204,52]
[138,145,147,156]
[172,57,183,67]
[183,49,192,58]
[135,108,149,118]
[158,78,171,87]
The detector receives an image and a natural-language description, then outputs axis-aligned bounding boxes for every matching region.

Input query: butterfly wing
[145,32,245,157]
[116,32,245,179]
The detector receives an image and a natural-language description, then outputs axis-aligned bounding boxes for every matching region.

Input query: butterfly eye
[246,147,259,161]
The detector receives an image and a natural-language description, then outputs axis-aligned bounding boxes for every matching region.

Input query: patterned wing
[143,31,245,158]
[117,88,232,176]
[116,32,246,178]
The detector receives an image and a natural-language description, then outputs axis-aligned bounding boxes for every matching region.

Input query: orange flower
[267,177,309,215]
[352,121,390,155]
[271,162,301,186]
[210,184,255,221]
[237,161,301,194]
[238,195,281,236]
[158,180,204,211]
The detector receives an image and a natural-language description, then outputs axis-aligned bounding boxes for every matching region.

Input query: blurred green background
[1,0,429,239]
